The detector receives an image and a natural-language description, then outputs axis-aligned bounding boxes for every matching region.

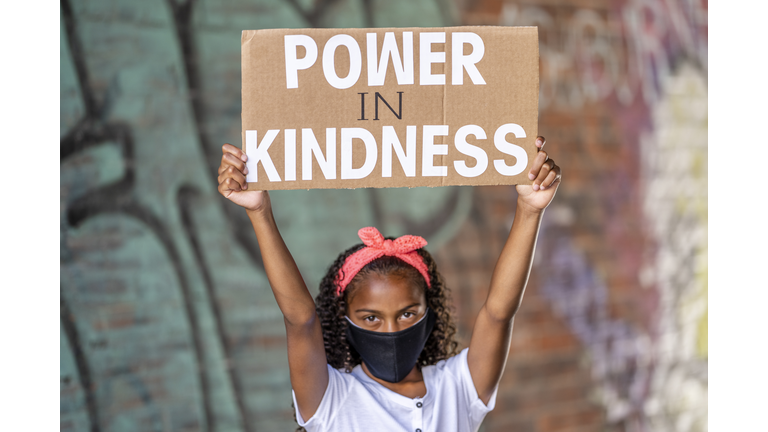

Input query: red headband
[336,227,431,296]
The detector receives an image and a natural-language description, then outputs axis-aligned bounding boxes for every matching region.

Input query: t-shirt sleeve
[446,348,498,422]
[291,365,350,429]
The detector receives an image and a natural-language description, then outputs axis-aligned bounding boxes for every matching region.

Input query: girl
[217,137,561,431]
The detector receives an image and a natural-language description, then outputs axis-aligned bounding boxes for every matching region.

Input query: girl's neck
[360,362,427,399]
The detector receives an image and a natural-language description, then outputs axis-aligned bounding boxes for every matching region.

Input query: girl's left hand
[515,136,562,213]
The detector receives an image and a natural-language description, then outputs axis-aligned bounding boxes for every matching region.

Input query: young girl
[217,137,561,431]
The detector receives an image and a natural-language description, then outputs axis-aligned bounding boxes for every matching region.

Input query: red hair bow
[336,227,431,296]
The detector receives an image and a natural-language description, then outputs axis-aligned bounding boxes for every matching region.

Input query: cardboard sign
[241,26,539,190]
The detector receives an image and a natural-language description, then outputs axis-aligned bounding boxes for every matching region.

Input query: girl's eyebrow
[354,303,422,314]
[398,303,422,313]
[354,308,381,314]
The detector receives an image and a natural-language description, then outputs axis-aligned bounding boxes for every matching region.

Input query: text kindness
[246,123,528,182]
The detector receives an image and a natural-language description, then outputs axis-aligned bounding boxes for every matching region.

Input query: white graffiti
[639,62,708,432]
[535,61,709,432]
[535,218,656,431]
[501,0,708,108]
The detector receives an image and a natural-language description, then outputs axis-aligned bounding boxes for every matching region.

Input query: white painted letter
[323,34,362,89]
[420,32,446,85]
[245,130,281,182]
[284,35,317,89]
[382,125,416,177]
[302,128,337,180]
[451,32,486,85]
[453,125,488,177]
[341,128,377,180]
[284,129,296,181]
[422,125,449,176]
[493,123,528,176]
[367,32,414,86]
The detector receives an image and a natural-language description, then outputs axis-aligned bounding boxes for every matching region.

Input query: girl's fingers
[219,176,245,195]
[222,143,247,162]
[218,165,248,192]
[527,136,560,191]
[219,152,248,176]
[532,158,555,190]
[217,177,236,196]
[229,166,248,189]
[539,164,561,190]
[528,149,549,181]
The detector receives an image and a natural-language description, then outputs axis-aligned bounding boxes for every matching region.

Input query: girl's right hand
[217,143,269,212]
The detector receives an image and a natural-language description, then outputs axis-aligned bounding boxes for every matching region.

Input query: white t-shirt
[292,348,497,432]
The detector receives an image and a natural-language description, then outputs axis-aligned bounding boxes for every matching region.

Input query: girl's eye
[364,316,377,322]
[402,312,415,319]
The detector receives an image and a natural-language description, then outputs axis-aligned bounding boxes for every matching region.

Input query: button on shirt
[292,348,497,432]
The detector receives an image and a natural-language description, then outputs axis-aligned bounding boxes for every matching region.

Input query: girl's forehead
[346,273,425,310]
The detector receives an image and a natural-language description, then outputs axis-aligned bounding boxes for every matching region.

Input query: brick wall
[60,1,707,431]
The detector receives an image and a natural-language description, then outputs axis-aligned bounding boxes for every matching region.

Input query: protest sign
[241,26,539,190]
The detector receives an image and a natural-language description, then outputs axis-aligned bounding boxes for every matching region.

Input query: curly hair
[315,241,460,372]
[293,240,459,430]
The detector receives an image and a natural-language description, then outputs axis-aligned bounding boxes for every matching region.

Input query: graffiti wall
[60,0,707,431]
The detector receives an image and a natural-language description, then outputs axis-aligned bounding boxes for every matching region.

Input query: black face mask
[345,308,436,383]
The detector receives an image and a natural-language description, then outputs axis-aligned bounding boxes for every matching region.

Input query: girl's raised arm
[466,137,562,405]
[218,143,328,420]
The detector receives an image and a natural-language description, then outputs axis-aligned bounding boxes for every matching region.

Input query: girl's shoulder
[424,347,498,416]
[423,347,469,381]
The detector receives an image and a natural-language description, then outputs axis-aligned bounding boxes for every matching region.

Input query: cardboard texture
[242,26,539,190]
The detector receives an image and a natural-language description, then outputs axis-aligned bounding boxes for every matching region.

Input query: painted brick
[60,0,707,431]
